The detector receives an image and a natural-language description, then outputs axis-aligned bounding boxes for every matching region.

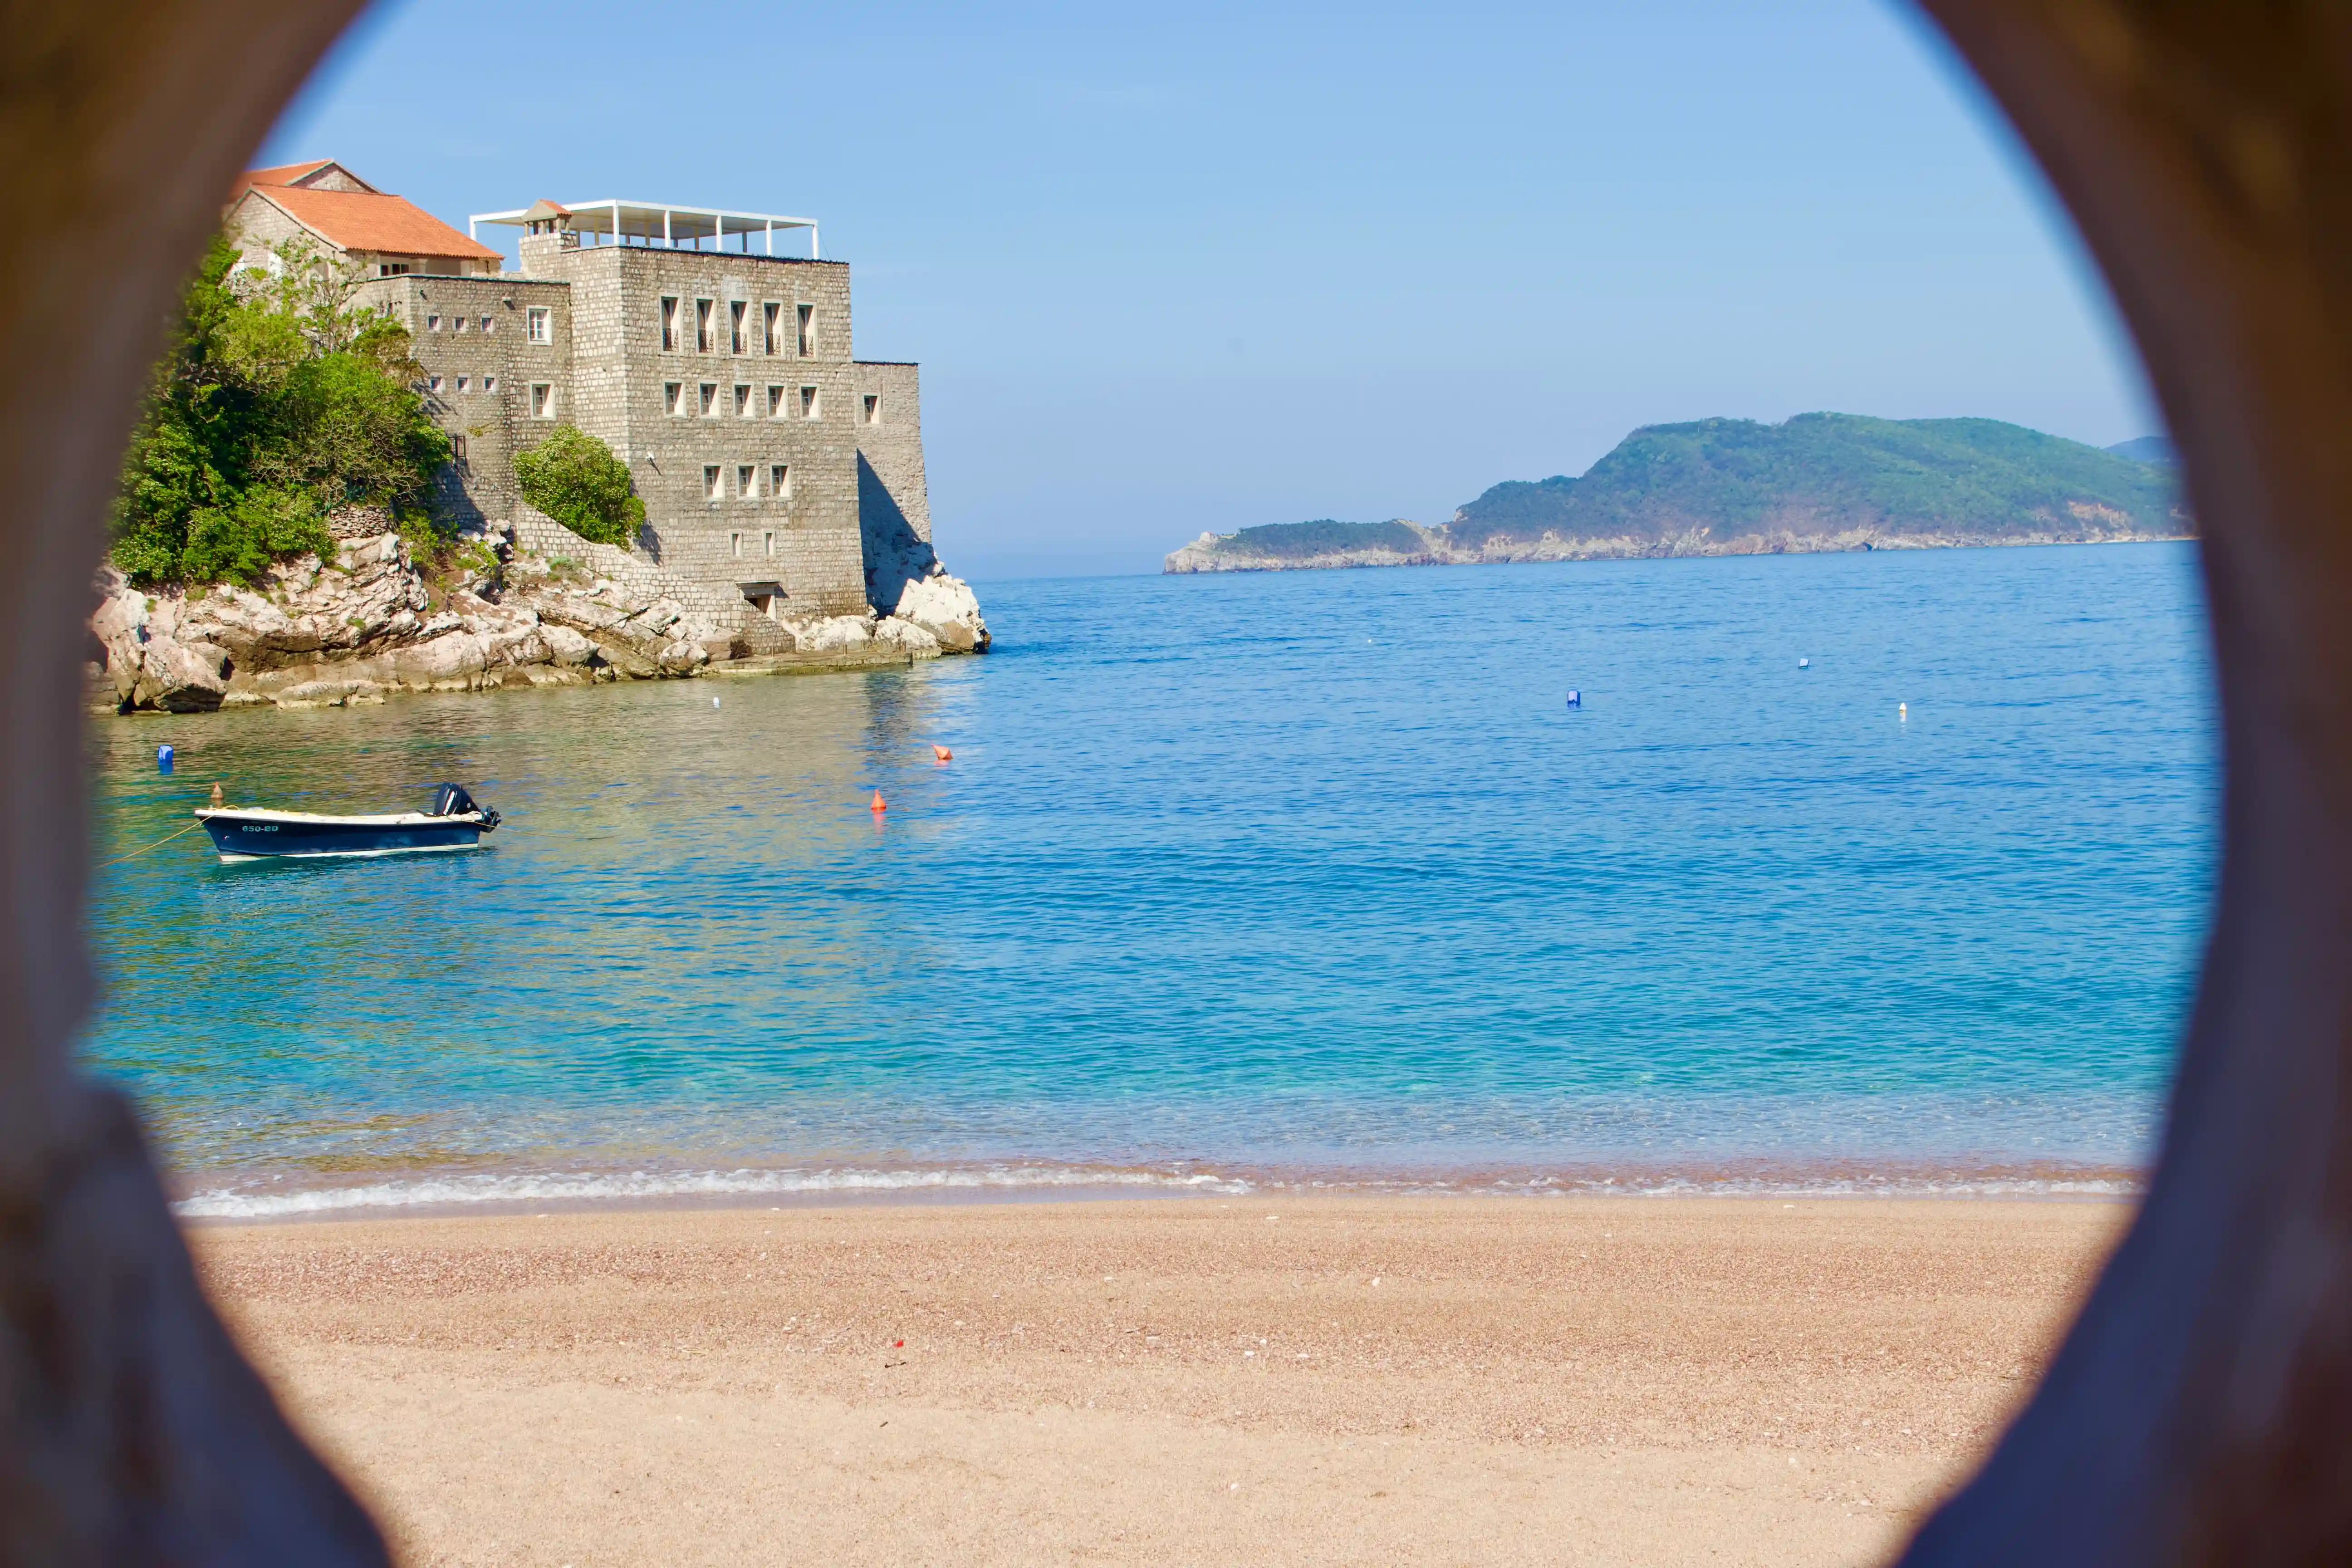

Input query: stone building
[223,164,980,651]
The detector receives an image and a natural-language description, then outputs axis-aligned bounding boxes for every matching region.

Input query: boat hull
[199,815,485,862]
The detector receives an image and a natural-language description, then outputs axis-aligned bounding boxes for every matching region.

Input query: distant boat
[196,783,502,862]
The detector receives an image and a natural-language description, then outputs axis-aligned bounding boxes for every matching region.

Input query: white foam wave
[175,1163,1254,1219]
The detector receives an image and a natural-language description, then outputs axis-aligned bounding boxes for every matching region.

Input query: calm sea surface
[83,544,2216,1216]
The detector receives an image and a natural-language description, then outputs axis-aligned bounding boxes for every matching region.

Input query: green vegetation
[111,235,451,586]
[512,424,645,546]
[1450,414,2187,547]
[1204,519,1430,559]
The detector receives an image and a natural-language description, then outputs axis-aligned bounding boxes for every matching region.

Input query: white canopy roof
[468,199,819,257]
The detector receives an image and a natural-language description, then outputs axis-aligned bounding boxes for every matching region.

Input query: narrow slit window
[737,464,755,497]
[529,382,554,418]
[763,302,781,355]
[699,382,718,416]
[729,301,747,355]
[796,303,814,356]
[696,299,715,352]
[763,529,775,557]
[730,531,743,558]
[665,382,685,416]
[704,466,722,501]
[734,384,751,418]
[862,393,880,425]
[800,385,818,419]
[526,306,552,344]
[660,297,680,351]
[771,464,790,499]
[451,434,468,462]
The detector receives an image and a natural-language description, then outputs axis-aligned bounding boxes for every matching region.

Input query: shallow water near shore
[83,544,2214,1217]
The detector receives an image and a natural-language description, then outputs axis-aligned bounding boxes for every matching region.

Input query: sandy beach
[191,1196,2125,1567]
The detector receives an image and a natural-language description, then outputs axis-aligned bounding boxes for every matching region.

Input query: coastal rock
[794,616,876,653]
[889,569,990,652]
[875,616,941,655]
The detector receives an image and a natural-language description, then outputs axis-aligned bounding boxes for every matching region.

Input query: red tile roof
[245,184,501,263]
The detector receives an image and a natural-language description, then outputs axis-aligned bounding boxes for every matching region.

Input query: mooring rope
[95,818,205,869]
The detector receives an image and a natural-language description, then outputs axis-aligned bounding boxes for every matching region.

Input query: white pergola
[468,199,819,258]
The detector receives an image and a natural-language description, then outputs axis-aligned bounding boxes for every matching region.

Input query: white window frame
[526,306,552,344]
[660,296,680,351]
[862,393,880,425]
[763,302,781,355]
[729,300,747,355]
[800,385,819,420]
[696,298,715,353]
[735,384,752,418]
[771,464,790,500]
[699,382,718,417]
[483,374,499,394]
[664,382,685,416]
[796,303,814,356]
[704,465,722,501]
[529,382,554,419]
[737,463,755,498]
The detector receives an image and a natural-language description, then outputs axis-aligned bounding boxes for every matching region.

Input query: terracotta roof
[240,160,336,189]
[247,185,501,263]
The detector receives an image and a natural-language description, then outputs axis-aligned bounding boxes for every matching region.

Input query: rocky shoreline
[1164,518,2190,573]
[91,513,989,715]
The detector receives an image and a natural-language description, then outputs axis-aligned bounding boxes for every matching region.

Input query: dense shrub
[512,424,644,546]
[111,235,451,586]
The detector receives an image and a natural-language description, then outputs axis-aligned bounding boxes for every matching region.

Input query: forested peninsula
[1164,414,2188,573]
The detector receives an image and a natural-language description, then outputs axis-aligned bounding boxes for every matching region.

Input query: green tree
[110,234,451,586]
[512,424,645,546]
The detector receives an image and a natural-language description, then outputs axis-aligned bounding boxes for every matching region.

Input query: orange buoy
[870,790,887,813]
[930,744,953,763]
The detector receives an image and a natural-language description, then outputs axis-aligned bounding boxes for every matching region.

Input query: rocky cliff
[91,514,990,714]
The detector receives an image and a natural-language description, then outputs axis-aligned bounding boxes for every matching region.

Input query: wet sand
[191,1196,2126,1567]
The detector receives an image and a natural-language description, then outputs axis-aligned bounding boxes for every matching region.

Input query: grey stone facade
[348,226,938,626]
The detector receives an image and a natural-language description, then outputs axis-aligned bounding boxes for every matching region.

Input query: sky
[263,0,2160,580]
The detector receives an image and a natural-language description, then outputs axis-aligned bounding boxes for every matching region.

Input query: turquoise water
[83,544,2215,1215]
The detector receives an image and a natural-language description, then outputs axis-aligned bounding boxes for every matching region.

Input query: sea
[82,542,2216,1219]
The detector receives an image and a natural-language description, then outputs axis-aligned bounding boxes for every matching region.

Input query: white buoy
[1798,657,1810,669]
[1899,702,1908,720]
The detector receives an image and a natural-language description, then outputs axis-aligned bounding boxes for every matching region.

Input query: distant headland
[1165,414,2188,573]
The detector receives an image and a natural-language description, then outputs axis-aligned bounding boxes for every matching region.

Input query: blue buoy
[156,744,174,774]
[1565,690,1582,709]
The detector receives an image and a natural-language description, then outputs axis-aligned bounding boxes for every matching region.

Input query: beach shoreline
[197,1193,2127,1565]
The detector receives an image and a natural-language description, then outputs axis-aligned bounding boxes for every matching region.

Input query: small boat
[196,783,502,862]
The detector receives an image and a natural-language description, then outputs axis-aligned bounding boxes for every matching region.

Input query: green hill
[1448,414,2187,553]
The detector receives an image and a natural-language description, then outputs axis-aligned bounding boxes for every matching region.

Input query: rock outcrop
[91,519,989,714]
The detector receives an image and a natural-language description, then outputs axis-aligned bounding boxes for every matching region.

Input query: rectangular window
[660,296,680,351]
[763,529,775,557]
[451,433,468,462]
[730,531,743,559]
[529,382,554,418]
[480,315,495,334]
[737,463,755,497]
[729,300,747,354]
[796,303,814,356]
[456,374,470,392]
[427,373,444,393]
[377,262,412,277]
[426,314,441,332]
[800,385,819,419]
[483,374,498,394]
[763,302,781,355]
[862,393,880,425]
[771,464,790,499]
[704,466,722,501]
[696,299,715,352]
[664,381,685,416]
[734,384,751,418]
[767,385,784,418]
[453,316,470,333]
[526,306,552,344]
[699,382,718,416]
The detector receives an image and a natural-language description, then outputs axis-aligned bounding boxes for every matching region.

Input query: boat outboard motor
[431,783,501,829]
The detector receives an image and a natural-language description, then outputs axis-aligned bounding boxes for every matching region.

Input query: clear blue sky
[264,0,2158,580]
